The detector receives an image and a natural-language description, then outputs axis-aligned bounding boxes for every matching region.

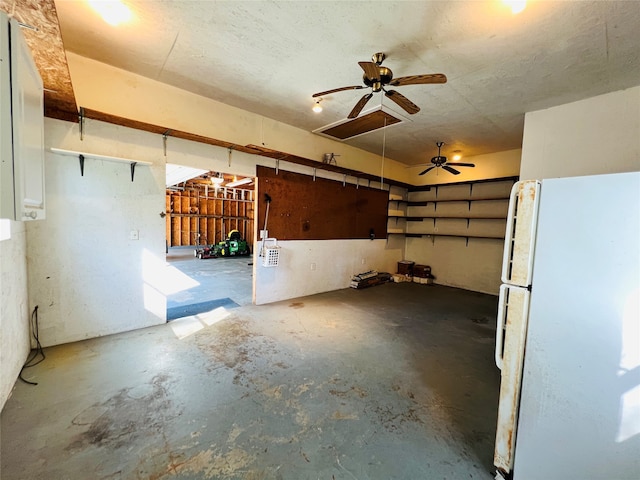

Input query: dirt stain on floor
[192,318,290,389]
[66,374,177,452]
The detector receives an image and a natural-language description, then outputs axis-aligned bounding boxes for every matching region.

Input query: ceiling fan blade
[451,162,475,167]
[442,165,461,175]
[348,93,373,118]
[390,73,447,87]
[419,166,436,176]
[358,61,380,81]
[312,85,365,98]
[384,90,420,115]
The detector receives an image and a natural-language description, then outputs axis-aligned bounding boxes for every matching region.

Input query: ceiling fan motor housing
[432,155,447,166]
[363,66,393,88]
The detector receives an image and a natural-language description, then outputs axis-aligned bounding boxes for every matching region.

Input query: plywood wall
[256,166,388,240]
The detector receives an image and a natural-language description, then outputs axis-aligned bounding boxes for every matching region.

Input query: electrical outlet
[130,230,139,240]
[361,258,366,265]
[260,230,268,239]
[310,263,316,271]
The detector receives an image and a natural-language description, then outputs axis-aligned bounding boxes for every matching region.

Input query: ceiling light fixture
[211,173,224,185]
[452,151,462,161]
[88,0,132,26]
[503,0,526,14]
[312,99,323,113]
[226,177,252,188]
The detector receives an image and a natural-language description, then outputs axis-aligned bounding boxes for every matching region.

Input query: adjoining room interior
[165,165,255,320]
[1,1,638,479]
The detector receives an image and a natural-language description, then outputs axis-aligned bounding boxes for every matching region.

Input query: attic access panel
[313,105,407,141]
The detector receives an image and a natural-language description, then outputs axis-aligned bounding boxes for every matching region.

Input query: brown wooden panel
[320,109,402,140]
[165,187,255,246]
[256,166,387,240]
[172,195,182,246]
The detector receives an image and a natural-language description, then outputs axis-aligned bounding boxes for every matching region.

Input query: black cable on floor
[18,305,45,386]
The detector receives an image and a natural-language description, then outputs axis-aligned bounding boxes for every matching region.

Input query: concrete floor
[166,246,254,312]
[1,281,500,479]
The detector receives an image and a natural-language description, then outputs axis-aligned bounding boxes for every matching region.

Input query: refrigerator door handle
[495,284,508,370]
[501,180,541,285]
[501,182,521,284]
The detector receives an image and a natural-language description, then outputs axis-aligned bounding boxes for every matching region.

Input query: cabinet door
[10,17,45,220]
[0,14,15,219]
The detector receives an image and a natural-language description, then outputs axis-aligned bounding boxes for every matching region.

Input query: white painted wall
[26,118,167,347]
[405,236,505,295]
[520,86,640,180]
[253,239,403,305]
[0,219,30,410]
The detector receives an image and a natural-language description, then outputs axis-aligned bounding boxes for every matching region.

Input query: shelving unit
[387,193,408,234]
[387,177,518,244]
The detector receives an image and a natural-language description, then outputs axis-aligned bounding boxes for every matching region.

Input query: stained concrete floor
[1,282,500,480]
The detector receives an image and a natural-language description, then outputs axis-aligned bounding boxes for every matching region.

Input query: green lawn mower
[195,230,250,259]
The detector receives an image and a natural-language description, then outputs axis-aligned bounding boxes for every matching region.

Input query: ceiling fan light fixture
[312,99,323,113]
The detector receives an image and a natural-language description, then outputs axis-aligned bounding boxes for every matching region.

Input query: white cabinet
[0,13,45,221]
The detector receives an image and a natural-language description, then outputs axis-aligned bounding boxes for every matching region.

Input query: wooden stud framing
[166,187,254,247]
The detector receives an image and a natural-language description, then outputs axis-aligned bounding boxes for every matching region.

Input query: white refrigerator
[493,172,640,479]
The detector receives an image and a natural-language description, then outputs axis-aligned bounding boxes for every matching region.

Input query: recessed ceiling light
[88,0,132,26]
[503,0,526,14]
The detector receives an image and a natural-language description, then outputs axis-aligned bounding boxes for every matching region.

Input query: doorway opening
[164,164,255,321]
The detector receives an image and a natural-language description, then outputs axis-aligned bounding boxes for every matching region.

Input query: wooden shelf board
[407,197,509,205]
[404,216,507,221]
[50,148,153,166]
[405,233,505,240]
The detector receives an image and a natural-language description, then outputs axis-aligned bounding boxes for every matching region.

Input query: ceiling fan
[419,142,475,176]
[312,52,447,119]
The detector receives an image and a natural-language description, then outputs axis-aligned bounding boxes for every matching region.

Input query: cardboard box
[397,260,415,275]
[392,273,412,283]
[413,276,434,285]
[413,264,432,278]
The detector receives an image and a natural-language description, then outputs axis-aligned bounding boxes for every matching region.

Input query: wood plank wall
[166,188,254,247]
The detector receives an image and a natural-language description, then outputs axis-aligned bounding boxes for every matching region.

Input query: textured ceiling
[19,1,640,165]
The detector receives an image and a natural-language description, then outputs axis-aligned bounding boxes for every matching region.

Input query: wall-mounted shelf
[408,176,519,192]
[404,215,507,221]
[388,177,516,245]
[407,197,509,206]
[405,232,505,246]
[50,148,152,182]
